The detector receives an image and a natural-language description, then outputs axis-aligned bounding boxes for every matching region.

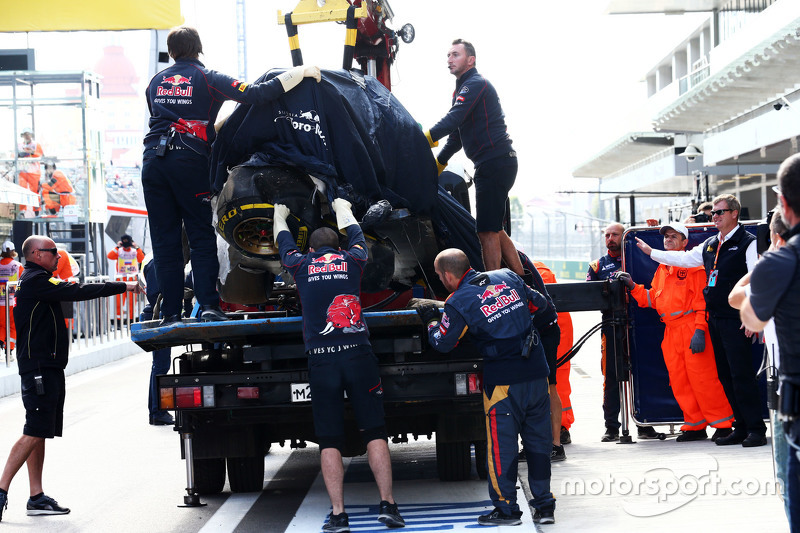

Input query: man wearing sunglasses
[0,236,139,522]
[636,195,766,448]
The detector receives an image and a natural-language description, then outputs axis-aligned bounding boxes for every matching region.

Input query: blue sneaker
[26,494,70,516]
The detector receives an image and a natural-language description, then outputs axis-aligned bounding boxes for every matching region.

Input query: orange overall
[630,265,734,431]
[534,261,575,430]
[18,140,43,212]
[41,170,76,214]
[0,258,23,350]
[107,246,144,320]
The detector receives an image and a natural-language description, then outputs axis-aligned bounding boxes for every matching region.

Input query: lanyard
[713,237,723,270]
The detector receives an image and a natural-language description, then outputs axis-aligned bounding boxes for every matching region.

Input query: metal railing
[3,277,144,367]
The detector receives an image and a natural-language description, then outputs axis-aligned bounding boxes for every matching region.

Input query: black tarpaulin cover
[210,68,484,269]
[211,69,438,213]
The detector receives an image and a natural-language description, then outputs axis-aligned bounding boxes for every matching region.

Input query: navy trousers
[707,315,766,436]
[484,378,555,514]
[142,149,220,317]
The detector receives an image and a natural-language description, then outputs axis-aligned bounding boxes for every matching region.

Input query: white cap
[20,127,33,136]
[660,222,689,239]
[2,241,14,252]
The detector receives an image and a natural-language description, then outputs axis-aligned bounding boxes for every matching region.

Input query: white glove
[331,198,357,233]
[303,66,321,83]
[272,204,290,237]
[277,65,320,93]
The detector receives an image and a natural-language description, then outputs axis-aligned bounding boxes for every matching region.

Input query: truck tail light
[160,387,175,409]
[468,373,482,395]
[176,387,202,408]
[237,386,259,399]
[455,373,483,396]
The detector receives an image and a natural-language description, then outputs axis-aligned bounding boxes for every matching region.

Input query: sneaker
[323,512,350,533]
[378,500,405,528]
[550,445,566,462]
[533,505,555,524]
[477,507,522,526]
[560,426,571,445]
[26,494,70,516]
[601,428,619,442]
[637,426,660,440]
[0,491,7,522]
[675,428,708,442]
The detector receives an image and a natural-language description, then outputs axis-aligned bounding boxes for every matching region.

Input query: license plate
[290,383,312,402]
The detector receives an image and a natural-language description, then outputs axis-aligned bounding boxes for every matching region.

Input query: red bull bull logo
[308,253,348,274]
[157,75,193,97]
[319,294,365,335]
[478,282,509,303]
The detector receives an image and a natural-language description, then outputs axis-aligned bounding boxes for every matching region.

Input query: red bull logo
[309,253,348,275]
[478,282,509,303]
[157,75,193,97]
[479,288,522,318]
[319,294,365,335]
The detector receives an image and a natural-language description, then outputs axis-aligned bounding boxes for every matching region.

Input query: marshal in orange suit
[622,222,734,442]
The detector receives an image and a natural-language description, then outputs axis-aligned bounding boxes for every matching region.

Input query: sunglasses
[710,209,733,216]
[38,248,58,255]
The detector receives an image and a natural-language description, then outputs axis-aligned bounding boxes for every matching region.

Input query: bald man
[587,223,658,442]
[0,236,138,522]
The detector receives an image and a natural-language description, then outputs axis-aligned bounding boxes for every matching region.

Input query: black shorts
[21,367,66,439]
[540,322,560,385]
[474,154,517,233]
[308,345,385,446]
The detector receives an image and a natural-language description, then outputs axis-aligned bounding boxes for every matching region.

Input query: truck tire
[193,458,226,495]
[473,441,488,480]
[436,441,471,481]
[227,456,265,493]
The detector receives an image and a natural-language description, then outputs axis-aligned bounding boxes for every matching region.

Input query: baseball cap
[20,127,32,136]
[1,241,14,252]
[659,222,689,239]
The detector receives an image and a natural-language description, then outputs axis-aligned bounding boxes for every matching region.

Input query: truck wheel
[436,441,471,481]
[193,458,226,495]
[473,441,488,480]
[227,456,265,493]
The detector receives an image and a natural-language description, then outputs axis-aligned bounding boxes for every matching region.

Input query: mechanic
[420,248,556,526]
[142,26,320,325]
[0,235,138,522]
[588,222,660,442]
[636,194,767,447]
[107,234,145,324]
[0,241,23,356]
[424,39,523,277]
[17,127,43,216]
[516,250,564,462]
[737,154,800,527]
[618,222,734,442]
[273,200,404,532]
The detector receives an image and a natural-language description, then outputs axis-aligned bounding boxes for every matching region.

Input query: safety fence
[3,276,145,367]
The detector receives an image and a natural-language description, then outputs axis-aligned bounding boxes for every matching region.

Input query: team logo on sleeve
[319,294,366,335]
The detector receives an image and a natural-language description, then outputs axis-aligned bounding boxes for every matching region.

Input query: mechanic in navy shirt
[142,26,320,325]
[273,199,404,532]
[739,153,800,529]
[424,39,523,278]
[420,248,555,526]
